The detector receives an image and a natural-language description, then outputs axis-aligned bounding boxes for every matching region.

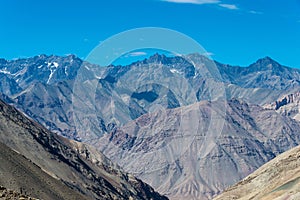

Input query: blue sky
[0,0,300,67]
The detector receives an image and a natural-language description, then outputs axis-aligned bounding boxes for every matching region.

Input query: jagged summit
[0,54,83,86]
[143,53,169,64]
[256,56,276,63]
[139,53,189,66]
[249,56,284,70]
[1,54,81,62]
[141,52,212,65]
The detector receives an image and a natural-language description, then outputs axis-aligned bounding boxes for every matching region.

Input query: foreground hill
[214,144,300,200]
[0,99,168,200]
[0,141,84,200]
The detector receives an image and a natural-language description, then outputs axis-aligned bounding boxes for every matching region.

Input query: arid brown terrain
[214,145,300,200]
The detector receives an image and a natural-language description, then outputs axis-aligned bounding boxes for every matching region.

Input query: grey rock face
[97,99,300,199]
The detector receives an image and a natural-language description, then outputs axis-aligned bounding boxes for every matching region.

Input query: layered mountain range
[1,53,300,199]
[1,54,300,139]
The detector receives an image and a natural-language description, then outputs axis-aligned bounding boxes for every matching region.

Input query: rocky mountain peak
[250,56,282,70]
[141,53,193,66]
[0,54,84,87]
[0,58,7,65]
[33,54,48,60]
[143,53,168,64]
[257,56,275,63]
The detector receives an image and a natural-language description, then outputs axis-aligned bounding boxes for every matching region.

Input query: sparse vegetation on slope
[213,145,300,200]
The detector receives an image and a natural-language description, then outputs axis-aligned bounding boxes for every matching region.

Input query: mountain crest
[143,53,169,64]
[250,56,281,69]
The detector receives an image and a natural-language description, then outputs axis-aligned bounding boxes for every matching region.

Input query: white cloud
[203,52,214,57]
[161,0,220,5]
[126,51,148,57]
[161,0,241,12]
[219,4,239,10]
[249,10,263,15]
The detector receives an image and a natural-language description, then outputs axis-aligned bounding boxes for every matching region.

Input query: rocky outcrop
[0,186,38,200]
[264,92,300,121]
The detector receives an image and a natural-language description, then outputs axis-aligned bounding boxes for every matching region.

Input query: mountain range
[1,54,300,138]
[1,53,300,199]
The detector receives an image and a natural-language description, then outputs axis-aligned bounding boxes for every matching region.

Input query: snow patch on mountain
[0,69,11,75]
[170,68,180,74]
[46,62,59,84]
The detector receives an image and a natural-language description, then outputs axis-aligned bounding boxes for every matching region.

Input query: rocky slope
[0,141,86,200]
[0,186,38,200]
[97,99,300,199]
[0,99,168,200]
[213,144,300,200]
